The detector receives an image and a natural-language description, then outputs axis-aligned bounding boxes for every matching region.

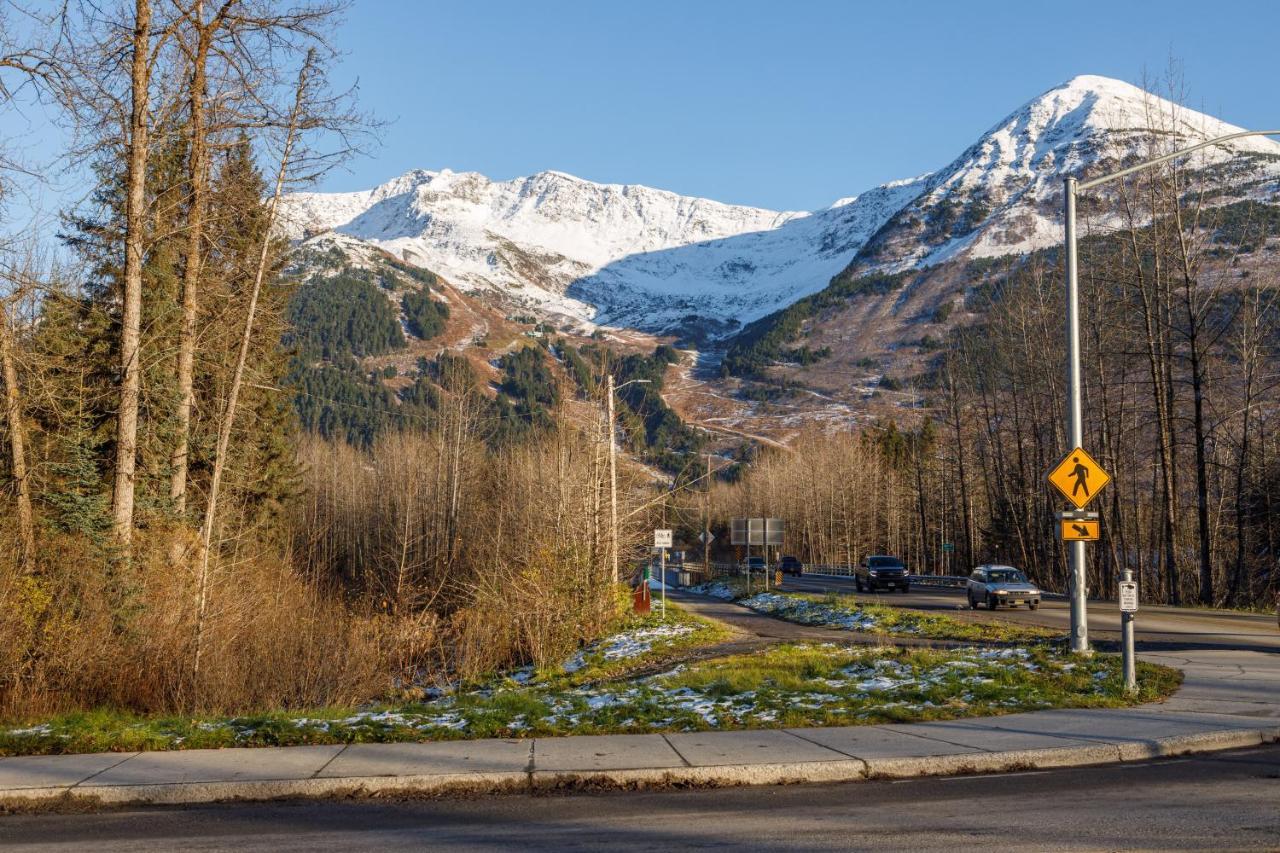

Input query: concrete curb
[530,758,871,791]
[2,726,1276,810]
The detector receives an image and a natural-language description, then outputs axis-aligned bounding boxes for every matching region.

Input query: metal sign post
[731,518,748,593]
[654,529,672,619]
[730,517,785,593]
[1118,571,1138,693]
[660,546,666,619]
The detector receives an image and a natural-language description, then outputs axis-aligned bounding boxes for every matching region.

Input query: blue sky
[4,0,1279,222]
[323,0,1280,211]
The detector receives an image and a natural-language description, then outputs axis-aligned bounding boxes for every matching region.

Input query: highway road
[3,745,1277,851]
[780,573,1280,653]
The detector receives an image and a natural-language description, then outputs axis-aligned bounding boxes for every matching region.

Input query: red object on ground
[633,583,651,614]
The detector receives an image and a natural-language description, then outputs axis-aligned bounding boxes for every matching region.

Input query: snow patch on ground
[738,592,899,633]
[562,622,699,673]
[686,581,740,600]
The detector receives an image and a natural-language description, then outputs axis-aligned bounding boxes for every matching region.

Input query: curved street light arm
[1076,129,1280,192]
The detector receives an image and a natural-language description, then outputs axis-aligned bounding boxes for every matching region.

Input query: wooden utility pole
[607,373,618,585]
[703,453,710,572]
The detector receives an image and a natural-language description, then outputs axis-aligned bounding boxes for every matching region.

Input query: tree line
[694,109,1279,609]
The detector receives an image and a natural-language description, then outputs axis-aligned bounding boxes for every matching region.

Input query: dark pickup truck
[778,555,804,576]
[854,555,909,593]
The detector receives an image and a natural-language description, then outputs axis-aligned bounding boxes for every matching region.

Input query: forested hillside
[712,194,1280,607]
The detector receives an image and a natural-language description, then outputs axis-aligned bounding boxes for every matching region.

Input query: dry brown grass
[0,523,398,720]
[0,422,632,720]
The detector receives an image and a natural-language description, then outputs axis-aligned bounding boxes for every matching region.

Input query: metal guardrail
[801,564,854,577]
[798,569,1064,597]
[906,574,970,589]
[798,568,969,588]
[674,562,966,587]
[671,561,1066,599]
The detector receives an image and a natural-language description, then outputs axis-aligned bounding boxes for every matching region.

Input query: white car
[966,565,1042,610]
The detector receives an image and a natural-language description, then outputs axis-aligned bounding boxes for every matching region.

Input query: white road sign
[654,529,673,549]
[1118,581,1138,613]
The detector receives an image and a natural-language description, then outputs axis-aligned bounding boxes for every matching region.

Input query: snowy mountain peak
[848,75,1280,272]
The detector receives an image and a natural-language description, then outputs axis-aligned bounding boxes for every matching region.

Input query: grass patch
[0,641,1180,755]
[743,591,1064,644]
[627,643,1180,730]
[499,604,734,690]
[688,581,1062,644]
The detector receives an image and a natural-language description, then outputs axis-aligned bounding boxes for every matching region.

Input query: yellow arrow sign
[1060,518,1100,541]
[1047,447,1111,510]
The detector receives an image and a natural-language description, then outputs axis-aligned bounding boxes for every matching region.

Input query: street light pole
[1061,127,1280,656]
[1063,176,1089,654]
[607,374,618,586]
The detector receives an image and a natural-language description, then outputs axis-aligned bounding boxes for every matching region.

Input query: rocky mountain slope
[278,167,928,336]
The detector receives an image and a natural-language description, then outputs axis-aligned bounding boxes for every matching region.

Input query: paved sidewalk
[0,648,1275,807]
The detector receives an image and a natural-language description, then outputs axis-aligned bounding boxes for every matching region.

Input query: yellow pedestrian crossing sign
[1048,447,1111,510]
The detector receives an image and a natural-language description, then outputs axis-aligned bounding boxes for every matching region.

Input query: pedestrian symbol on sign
[1070,457,1090,498]
[1048,447,1111,510]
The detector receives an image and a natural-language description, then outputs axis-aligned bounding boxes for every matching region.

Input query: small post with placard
[731,518,747,591]
[654,529,672,620]
[660,548,666,618]
[1118,569,1138,694]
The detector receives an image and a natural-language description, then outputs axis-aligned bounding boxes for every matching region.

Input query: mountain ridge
[279,75,1280,337]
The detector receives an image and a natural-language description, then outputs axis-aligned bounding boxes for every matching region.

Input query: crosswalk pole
[1064,176,1090,655]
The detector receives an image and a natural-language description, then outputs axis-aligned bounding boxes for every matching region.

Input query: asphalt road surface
[780,574,1280,653]
[4,745,1277,851]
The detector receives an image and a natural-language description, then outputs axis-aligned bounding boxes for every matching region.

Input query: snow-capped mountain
[279,167,927,332]
[851,75,1280,273]
[279,75,1280,335]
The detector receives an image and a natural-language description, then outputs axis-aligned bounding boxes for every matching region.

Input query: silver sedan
[966,565,1042,610]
